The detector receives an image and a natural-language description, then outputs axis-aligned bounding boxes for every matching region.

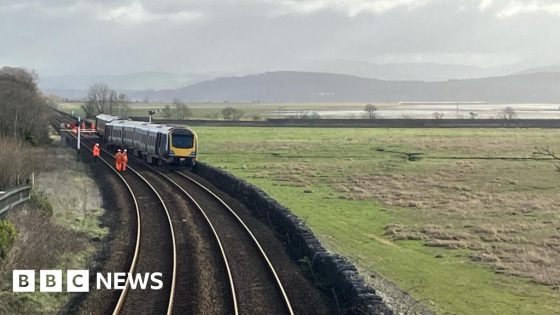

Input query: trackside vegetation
[0,221,17,259]
[196,126,560,315]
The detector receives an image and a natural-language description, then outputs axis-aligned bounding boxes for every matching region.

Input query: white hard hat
[117,149,121,152]
[124,149,127,152]
[95,143,99,146]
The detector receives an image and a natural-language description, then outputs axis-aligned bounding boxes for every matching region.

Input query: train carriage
[123,121,149,150]
[97,114,197,166]
[95,114,125,139]
[106,120,128,148]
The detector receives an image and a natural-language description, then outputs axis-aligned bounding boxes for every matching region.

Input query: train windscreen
[172,133,193,148]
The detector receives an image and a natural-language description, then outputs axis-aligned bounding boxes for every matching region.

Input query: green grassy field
[195,127,560,315]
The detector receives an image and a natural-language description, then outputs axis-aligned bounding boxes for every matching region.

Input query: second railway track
[164,169,294,315]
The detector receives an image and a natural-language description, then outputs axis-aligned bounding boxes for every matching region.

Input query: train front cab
[165,128,197,166]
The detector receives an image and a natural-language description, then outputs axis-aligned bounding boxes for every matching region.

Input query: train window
[171,133,193,148]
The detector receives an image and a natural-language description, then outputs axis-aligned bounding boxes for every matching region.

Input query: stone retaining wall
[193,163,393,314]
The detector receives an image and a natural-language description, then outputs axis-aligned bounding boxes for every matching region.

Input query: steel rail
[175,171,295,315]
[57,124,142,315]
[137,163,239,315]
[91,142,178,315]
[52,113,177,315]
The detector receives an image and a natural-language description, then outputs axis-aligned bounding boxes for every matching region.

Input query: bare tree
[83,83,129,117]
[501,107,517,120]
[432,112,444,119]
[161,105,174,118]
[0,67,49,144]
[222,107,244,121]
[173,99,192,119]
[469,112,479,119]
[364,104,379,119]
[534,145,560,172]
[112,92,130,116]
[85,83,110,117]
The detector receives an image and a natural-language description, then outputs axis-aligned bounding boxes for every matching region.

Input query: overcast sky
[1,0,560,76]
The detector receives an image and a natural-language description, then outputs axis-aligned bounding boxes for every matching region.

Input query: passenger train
[95,114,198,166]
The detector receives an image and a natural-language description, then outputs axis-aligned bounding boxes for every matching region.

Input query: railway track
[49,109,298,315]
[129,158,295,315]
[50,111,177,314]
[170,170,294,315]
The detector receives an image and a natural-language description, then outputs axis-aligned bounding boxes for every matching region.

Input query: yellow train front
[163,126,198,166]
[98,114,198,167]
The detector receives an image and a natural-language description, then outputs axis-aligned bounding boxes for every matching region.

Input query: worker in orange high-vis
[122,149,129,171]
[81,120,86,130]
[92,143,101,163]
[115,149,123,172]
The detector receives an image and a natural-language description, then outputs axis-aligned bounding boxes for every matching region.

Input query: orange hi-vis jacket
[93,145,100,157]
[121,153,128,171]
[115,152,123,171]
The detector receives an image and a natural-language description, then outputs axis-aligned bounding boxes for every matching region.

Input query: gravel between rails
[131,164,232,314]
[51,110,175,314]
[168,171,336,315]
[114,170,174,314]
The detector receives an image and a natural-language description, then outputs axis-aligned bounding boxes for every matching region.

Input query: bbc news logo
[13,270,163,292]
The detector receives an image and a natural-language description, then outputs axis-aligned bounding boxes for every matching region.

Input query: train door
[105,125,112,144]
[155,132,162,156]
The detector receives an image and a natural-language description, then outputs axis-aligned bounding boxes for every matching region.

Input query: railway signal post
[76,117,81,161]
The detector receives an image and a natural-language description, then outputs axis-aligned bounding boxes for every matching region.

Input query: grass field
[195,126,560,315]
[0,146,107,313]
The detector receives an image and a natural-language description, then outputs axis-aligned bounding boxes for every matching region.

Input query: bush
[30,190,54,217]
[0,220,17,259]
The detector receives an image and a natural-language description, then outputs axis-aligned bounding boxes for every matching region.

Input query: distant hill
[303,61,517,81]
[39,71,211,91]
[517,65,560,75]
[125,71,560,103]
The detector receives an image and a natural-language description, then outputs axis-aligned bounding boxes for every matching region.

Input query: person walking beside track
[115,149,123,172]
[122,149,129,171]
[92,143,100,163]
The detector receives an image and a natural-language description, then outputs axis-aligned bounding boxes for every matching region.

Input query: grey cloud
[1,0,560,77]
